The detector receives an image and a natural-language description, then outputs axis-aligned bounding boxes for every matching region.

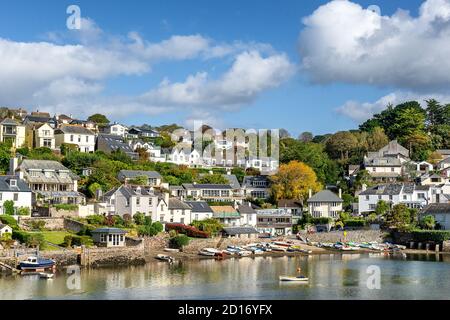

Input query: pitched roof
[185,201,213,213]
[242,175,270,188]
[19,159,72,171]
[278,199,303,208]
[422,203,450,215]
[169,198,191,210]
[237,204,257,214]
[307,190,343,203]
[91,227,127,234]
[186,184,233,190]
[1,118,20,125]
[0,176,31,192]
[55,125,94,135]
[223,174,240,189]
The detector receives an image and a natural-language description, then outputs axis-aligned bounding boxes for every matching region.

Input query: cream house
[0,118,26,148]
[307,189,343,219]
[33,123,55,149]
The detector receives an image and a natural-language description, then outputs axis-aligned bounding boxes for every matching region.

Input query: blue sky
[0,0,447,137]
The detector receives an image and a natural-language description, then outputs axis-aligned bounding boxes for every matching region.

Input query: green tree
[375,200,390,219]
[170,234,190,249]
[420,215,436,230]
[133,212,146,225]
[3,200,14,215]
[87,113,110,125]
[197,174,228,184]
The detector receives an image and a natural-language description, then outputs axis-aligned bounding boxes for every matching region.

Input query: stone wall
[18,217,65,230]
[63,218,86,233]
[79,243,146,267]
[297,230,387,243]
[50,208,79,218]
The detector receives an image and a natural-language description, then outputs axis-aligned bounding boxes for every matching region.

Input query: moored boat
[199,250,216,256]
[164,248,180,253]
[39,272,54,279]
[279,275,309,282]
[19,256,55,271]
[156,254,174,263]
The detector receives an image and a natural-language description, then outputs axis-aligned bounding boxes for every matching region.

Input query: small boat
[273,241,292,247]
[238,250,252,257]
[19,256,55,271]
[39,272,54,279]
[164,248,180,253]
[199,250,216,256]
[341,246,359,251]
[279,275,309,282]
[156,254,174,263]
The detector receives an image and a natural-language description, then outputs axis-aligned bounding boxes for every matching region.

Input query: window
[378,195,382,200]
[149,198,153,205]
[180,218,184,224]
[86,136,89,142]
[195,214,199,220]
[100,234,106,242]
[365,195,369,201]
[43,139,52,148]
[70,135,74,142]
[160,215,164,222]
[13,193,18,201]
[391,167,395,172]
[78,135,81,142]
[389,195,393,200]
[136,197,140,206]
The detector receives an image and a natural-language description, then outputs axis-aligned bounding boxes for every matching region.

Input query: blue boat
[19,256,55,271]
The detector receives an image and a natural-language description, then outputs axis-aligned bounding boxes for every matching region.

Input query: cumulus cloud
[0,18,294,124]
[336,91,450,122]
[140,51,295,108]
[299,0,450,91]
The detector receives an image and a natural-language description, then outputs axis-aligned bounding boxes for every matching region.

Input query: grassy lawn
[30,231,73,246]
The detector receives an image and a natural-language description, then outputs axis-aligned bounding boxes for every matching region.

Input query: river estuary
[1,253,450,300]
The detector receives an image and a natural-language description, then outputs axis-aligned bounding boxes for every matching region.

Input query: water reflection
[2,253,450,300]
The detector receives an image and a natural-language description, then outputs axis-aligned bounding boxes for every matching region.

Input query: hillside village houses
[0,118,26,148]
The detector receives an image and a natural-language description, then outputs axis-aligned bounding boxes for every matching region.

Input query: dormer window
[9,179,17,187]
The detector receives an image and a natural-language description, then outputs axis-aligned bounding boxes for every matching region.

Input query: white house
[307,189,343,219]
[168,147,201,166]
[100,123,128,137]
[117,170,162,187]
[363,140,410,182]
[237,203,257,227]
[33,123,56,149]
[185,201,213,222]
[129,140,166,162]
[0,224,13,238]
[358,183,432,214]
[165,198,192,225]
[54,125,95,152]
[256,208,292,236]
[0,176,32,215]
[102,185,168,219]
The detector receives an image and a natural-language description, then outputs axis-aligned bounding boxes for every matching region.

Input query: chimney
[308,189,312,199]
[339,188,342,199]
[9,157,18,176]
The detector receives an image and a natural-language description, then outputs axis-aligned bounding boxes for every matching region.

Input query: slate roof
[103,185,158,198]
[222,227,258,235]
[223,174,240,189]
[169,198,192,210]
[422,203,450,215]
[365,157,402,166]
[183,184,233,190]
[18,160,79,182]
[307,190,343,203]
[1,118,20,125]
[91,227,127,234]
[0,176,31,192]
[185,201,213,213]
[237,204,257,214]
[242,175,270,188]
[118,170,162,180]
[97,134,137,157]
[0,223,11,229]
[278,199,303,208]
[360,184,403,196]
[55,125,94,135]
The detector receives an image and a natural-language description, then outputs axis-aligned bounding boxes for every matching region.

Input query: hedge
[344,219,367,227]
[0,215,19,230]
[311,217,332,225]
[63,235,93,247]
[411,230,450,243]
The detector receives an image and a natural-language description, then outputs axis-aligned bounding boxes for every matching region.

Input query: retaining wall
[297,230,387,243]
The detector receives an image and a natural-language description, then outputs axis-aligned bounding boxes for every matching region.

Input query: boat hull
[279,276,309,282]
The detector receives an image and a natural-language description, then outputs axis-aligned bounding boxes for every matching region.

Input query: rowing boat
[279,275,309,282]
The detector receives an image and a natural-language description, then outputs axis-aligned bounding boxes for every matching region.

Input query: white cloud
[0,18,294,125]
[140,51,295,109]
[299,0,450,91]
[336,91,450,122]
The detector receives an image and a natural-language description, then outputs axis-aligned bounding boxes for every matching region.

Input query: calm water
[1,253,450,300]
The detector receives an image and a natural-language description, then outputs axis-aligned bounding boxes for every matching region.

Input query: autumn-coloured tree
[270,160,321,202]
